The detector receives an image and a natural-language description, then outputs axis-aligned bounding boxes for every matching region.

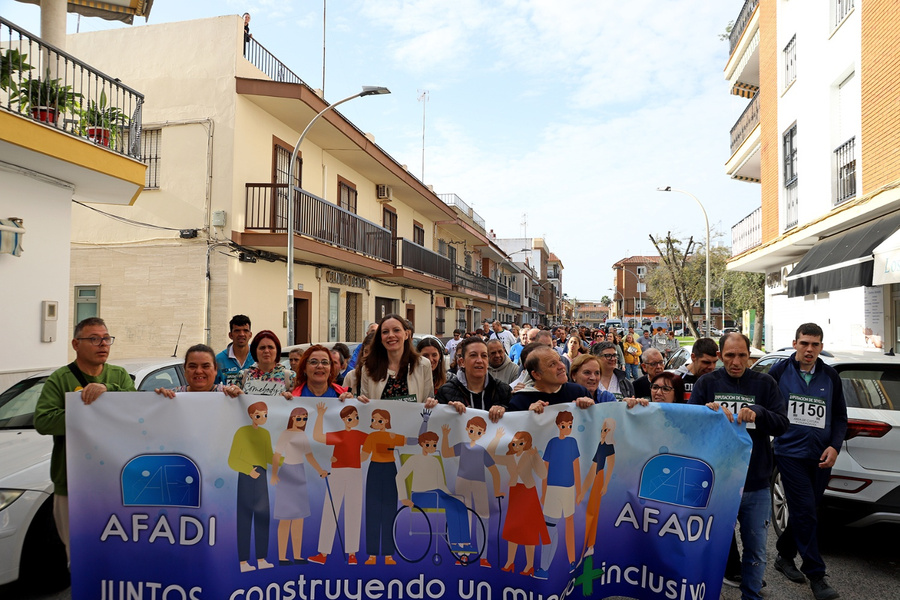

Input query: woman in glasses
[625,371,685,407]
[291,345,350,399]
[271,406,328,565]
[588,341,634,400]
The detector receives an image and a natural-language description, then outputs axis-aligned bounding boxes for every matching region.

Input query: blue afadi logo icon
[121,454,201,507]
[638,454,713,509]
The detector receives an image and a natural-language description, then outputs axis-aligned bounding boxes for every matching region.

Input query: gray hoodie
[489,355,521,384]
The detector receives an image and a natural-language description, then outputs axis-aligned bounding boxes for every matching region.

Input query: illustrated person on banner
[578,417,616,560]
[536,410,582,580]
[440,416,503,568]
[309,403,368,565]
[227,401,275,572]
[489,428,550,577]
[361,408,408,565]
[271,406,328,566]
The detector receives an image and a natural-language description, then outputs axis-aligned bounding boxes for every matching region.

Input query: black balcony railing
[243,37,304,85]
[245,183,392,262]
[834,137,856,206]
[509,289,521,304]
[1,17,144,158]
[396,238,452,281]
[729,0,760,54]
[451,265,494,295]
[730,94,759,155]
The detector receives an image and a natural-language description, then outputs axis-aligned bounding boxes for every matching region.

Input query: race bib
[714,392,756,429]
[384,394,418,403]
[787,393,827,429]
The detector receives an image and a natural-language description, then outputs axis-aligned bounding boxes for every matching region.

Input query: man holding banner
[690,332,789,600]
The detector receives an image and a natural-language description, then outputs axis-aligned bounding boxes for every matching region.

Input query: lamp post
[657,186,710,337]
[607,288,625,320]
[285,86,390,344]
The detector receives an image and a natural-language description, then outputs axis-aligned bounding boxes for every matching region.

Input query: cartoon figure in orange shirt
[361,408,407,565]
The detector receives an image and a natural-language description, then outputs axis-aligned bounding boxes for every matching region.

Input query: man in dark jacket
[436,336,510,423]
[509,347,594,412]
[767,323,846,600]
[690,332,789,600]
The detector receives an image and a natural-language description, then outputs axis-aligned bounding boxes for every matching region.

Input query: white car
[0,358,185,588]
[751,350,900,530]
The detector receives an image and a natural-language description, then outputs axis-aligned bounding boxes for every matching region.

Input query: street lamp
[607,288,625,319]
[285,86,390,344]
[657,186,710,337]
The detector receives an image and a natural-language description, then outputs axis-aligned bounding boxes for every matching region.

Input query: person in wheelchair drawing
[393,430,485,565]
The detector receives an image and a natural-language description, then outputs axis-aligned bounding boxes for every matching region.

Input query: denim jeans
[737,488,770,600]
[625,363,640,379]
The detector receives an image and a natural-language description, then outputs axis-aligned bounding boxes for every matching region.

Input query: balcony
[437,193,486,230]
[245,183,392,263]
[730,95,759,156]
[729,0,760,55]
[243,37,304,84]
[395,238,452,281]
[508,289,521,304]
[731,206,762,256]
[451,265,494,296]
[0,17,144,159]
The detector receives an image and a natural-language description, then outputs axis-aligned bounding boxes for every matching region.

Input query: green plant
[78,89,129,146]
[0,49,33,91]
[14,70,81,113]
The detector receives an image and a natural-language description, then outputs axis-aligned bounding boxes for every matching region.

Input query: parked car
[0,358,185,588]
[664,343,766,372]
[751,350,900,531]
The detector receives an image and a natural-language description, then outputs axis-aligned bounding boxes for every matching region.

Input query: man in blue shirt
[216,315,254,385]
[767,323,846,600]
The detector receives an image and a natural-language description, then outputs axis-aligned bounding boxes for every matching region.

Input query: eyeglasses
[645,361,665,368]
[294,416,308,421]
[600,354,618,360]
[307,359,331,367]
[77,336,115,346]
[651,384,674,393]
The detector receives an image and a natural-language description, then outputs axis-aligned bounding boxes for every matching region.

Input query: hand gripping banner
[66,393,751,600]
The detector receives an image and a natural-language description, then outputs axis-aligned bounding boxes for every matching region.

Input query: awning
[454,300,466,309]
[786,210,900,297]
[0,218,25,257]
[873,229,900,285]
[15,0,154,24]
[434,296,446,308]
[731,82,759,99]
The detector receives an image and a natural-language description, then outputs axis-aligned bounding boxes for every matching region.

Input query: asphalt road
[3,520,898,599]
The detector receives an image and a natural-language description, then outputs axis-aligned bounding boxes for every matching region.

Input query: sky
[2,0,759,301]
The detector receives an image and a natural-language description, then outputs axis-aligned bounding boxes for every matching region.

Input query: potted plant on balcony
[0,48,33,92]
[77,89,129,147]
[13,70,80,123]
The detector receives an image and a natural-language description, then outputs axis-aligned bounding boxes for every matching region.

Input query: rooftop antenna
[418,90,428,181]
[521,213,528,237]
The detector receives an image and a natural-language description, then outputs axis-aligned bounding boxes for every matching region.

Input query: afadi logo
[121,454,202,508]
[638,454,714,509]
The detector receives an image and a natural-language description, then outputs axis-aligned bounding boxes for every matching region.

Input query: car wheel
[20,498,70,591]
[770,468,789,537]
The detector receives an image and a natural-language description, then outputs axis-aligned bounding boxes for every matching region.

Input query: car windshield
[839,367,900,411]
[0,376,47,429]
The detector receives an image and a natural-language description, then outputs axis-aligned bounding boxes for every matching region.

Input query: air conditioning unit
[376,184,393,202]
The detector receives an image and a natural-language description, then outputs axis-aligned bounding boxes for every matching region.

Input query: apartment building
[726,0,900,351]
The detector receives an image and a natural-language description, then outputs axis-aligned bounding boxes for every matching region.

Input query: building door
[293,293,311,344]
[328,288,340,342]
[346,292,361,341]
[375,297,395,322]
[406,304,415,329]
[383,208,398,264]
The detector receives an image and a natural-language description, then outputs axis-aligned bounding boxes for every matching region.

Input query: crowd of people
[33,314,844,600]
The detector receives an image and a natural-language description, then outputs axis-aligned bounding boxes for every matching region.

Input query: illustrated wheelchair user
[392,430,486,565]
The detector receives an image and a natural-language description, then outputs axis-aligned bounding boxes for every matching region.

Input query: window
[636,266,646,278]
[435,307,446,336]
[75,286,100,326]
[142,129,161,189]
[413,222,425,246]
[834,137,856,206]
[783,124,798,230]
[636,282,647,293]
[273,142,301,189]
[383,207,398,263]
[784,35,797,89]
[338,178,357,213]
[138,366,182,392]
[636,299,647,310]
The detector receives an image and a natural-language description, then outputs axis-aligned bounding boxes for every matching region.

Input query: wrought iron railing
[783,35,797,88]
[784,181,799,231]
[834,137,856,206]
[834,0,854,28]
[0,17,144,158]
[437,193,486,230]
[396,238,452,281]
[729,0,760,54]
[508,289,521,304]
[731,206,762,256]
[245,183,392,262]
[451,264,494,295]
[243,37,304,84]
[730,94,759,155]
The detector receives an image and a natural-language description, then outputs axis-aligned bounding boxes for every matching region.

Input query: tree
[600,295,612,307]
[647,233,730,337]
[725,271,765,349]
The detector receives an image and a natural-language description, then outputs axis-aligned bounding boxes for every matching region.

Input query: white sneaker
[257,559,274,569]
